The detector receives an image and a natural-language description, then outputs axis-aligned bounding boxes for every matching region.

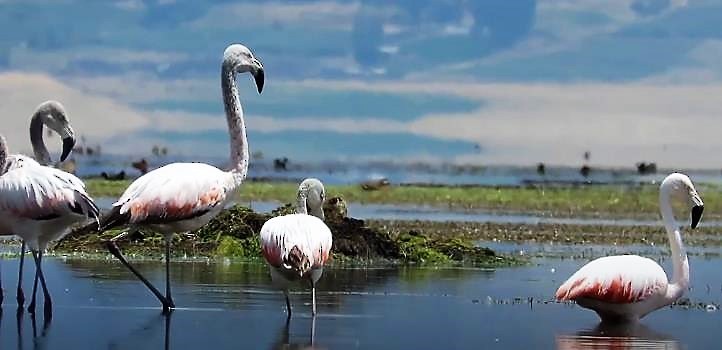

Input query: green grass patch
[85,179,722,218]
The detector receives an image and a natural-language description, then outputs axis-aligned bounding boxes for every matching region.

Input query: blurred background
[2,0,722,184]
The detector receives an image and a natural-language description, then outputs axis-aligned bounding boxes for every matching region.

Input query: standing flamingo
[0,134,98,317]
[1,100,78,309]
[556,172,703,322]
[97,43,264,311]
[260,178,333,318]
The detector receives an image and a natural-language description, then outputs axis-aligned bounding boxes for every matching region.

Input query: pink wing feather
[556,255,668,304]
[0,165,98,221]
[105,163,235,227]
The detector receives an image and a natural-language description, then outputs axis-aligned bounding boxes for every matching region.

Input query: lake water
[68,155,722,187]
[0,252,720,349]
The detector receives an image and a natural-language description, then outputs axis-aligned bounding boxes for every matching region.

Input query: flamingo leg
[164,237,175,310]
[284,290,292,320]
[105,230,172,310]
[27,251,40,315]
[16,241,25,308]
[311,282,317,316]
[32,251,52,319]
[0,248,3,305]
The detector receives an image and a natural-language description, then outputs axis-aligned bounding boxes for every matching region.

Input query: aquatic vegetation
[56,203,520,267]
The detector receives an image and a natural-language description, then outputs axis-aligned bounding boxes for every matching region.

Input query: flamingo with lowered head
[97,43,264,311]
[556,172,703,323]
[0,132,98,317]
[1,100,80,309]
[260,178,333,318]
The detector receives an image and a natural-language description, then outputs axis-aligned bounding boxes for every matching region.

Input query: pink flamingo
[0,133,98,317]
[260,178,333,318]
[97,43,264,311]
[556,172,703,322]
[2,100,81,311]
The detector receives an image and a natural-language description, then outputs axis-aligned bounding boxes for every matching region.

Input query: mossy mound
[57,204,519,267]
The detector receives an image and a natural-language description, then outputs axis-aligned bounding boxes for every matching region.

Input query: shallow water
[0,254,720,349]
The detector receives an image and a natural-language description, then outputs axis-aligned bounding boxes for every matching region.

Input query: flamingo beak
[253,66,264,94]
[691,205,704,229]
[61,136,75,162]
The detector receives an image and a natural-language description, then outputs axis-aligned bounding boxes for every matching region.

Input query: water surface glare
[0,256,720,349]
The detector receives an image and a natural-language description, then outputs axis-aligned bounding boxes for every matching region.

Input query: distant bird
[636,162,657,175]
[101,170,126,181]
[96,43,264,311]
[132,158,149,175]
[260,178,333,318]
[1,100,79,309]
[0,133,98,318]
[556,173,703,323]
[360,178,390,191]
[536,163,546,175]
[274,157,289,171]
[152,145,168,157]
[323,196,347,223]
[583,151,591,161]
[579,165,591,178]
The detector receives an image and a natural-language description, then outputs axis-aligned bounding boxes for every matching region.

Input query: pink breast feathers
[557,276,658,304]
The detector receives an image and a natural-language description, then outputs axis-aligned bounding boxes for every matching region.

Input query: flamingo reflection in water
[556,322,680,350]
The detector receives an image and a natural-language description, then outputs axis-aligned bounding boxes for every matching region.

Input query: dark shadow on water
[557,321,681,349]
[272,316,318,350]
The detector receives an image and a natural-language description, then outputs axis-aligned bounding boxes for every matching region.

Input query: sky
[2,0,722,168]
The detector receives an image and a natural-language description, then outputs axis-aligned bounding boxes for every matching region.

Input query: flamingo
[97,43,264,311]
[1,100,78,309]
[556,172,703,322]
[260,178,333,318]
[0,133,98,317]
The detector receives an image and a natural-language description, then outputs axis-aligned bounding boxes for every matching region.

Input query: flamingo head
[662,172,704,229]
[223,43,264,93]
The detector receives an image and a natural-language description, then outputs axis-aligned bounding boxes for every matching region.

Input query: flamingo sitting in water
[556,172,703,323]
[0,133,98,317]
[97,43,264,311]
[1,100,79,309]
[260,178,333,318]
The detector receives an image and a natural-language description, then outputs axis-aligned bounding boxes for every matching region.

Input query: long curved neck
[222,63,249,184]
[0,136,7,174]
[296,188,308,215]
[660,191,689,299]
[29,112,52,165]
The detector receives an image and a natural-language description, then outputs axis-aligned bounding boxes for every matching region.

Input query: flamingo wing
[260,214,333,268]
[100,163,235,229]
[0,165,98,221]
[4,154,40,171]
[556,255,668,304]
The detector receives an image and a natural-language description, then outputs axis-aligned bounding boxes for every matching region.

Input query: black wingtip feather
[98,205,131,232]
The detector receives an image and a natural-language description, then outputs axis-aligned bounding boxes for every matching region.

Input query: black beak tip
[691,205,704,229]
[61,137,75,162]
[254,68,264,94]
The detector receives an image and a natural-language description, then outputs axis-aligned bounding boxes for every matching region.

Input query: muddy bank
[56,205,520,267]
[368,220,722,248]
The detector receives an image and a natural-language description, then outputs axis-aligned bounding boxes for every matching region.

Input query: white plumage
[556,173,703,322]
[0,165,98,251]
[0,136,97,317]
[109,163,237,234]
[260,178,333,317]
[95,43,265,311]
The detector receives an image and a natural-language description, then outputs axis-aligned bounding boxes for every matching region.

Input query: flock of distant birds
[0,43,707,327]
